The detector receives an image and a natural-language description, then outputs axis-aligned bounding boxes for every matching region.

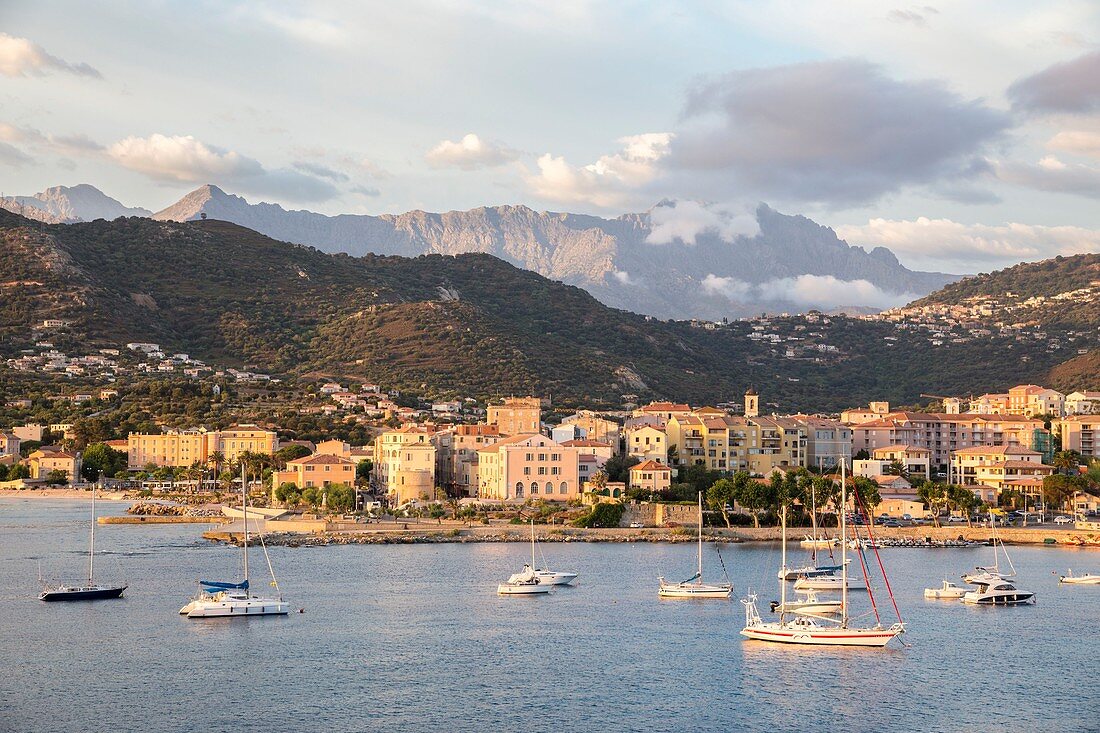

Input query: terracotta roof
[639,402,690,412]
[476,433,546,453]
[1001,461,1052,470]
[560,439,611,447]
[952,445,1039,456]
[872,444,931,454]
[631,459,670,472]
[291,453,356,466]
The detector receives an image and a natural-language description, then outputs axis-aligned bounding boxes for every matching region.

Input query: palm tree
[208,451,225,489]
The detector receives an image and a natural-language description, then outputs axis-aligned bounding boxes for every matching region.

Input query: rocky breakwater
[202,526,746,547]
[100,502,228,524]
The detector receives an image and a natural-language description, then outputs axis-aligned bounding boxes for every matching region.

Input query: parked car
[881,520,902,528]
[629,521,643,528]
[947,515,967,522]
[901,513,912,521]
[1054,516,1074,525]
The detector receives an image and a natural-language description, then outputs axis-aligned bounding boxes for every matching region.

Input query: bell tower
[744,387,759,418]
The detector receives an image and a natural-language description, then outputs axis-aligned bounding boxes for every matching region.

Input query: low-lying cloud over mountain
[0,182,955,319]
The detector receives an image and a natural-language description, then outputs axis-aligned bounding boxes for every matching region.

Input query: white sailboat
[658,493,732,599]
[741,459,905,647]
[180,466,288,618]
[771,507,842,618]
[497,565,552,595]
[786,479,841,578]
[39,482,127,602]
[528,520,578,586]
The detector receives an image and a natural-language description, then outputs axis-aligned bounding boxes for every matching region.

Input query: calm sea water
[1,497,1098,733]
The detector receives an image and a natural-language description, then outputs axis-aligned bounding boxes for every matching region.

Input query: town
[2,373,1099,530]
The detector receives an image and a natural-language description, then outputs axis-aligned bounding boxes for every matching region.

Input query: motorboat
[658,493,732,599]
[923,580,966,599]
[181,465,288,618]
[498,565,552,595]
[39,483,127,602]
[1058,570,1100,585]
[962,577,1035,605]
[771,591,843,619]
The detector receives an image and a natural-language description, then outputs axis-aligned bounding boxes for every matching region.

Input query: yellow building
[1057,415,1099,459]
[434,424,502,497]
[629,460,672,492]
[631,401,692,424]
[625,424,667,463]
[373,426,437,504]
[487,396,542,436]
[274,453,356,489]
[950,445,1054,503]
[126,425,278,468]
[27,448,81,483]
[667,410,806,475]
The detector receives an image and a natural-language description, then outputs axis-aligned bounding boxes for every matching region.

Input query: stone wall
[620,502,700,528]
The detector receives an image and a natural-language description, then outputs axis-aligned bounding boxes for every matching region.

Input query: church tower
[744,387,759,418]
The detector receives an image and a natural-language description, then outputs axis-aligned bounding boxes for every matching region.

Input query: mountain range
[1,184,954,320]
[0,208,1092,408]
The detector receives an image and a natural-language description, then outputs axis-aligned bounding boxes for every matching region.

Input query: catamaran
[39,483,127,602]
[180,466,288,618]
[658,493,732,598]
[741,459,906,647]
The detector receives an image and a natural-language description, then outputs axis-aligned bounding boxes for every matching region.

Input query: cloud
[995,155,1100,198]
[0,141,33,168]
[350,184,381,197]
[667,58,1008,206]
[526,133,671,207]
[1048,130,1100,158]
[0,122,104,155]
[837,216,1100,272]
[886,6,938,27]
[426,133,518,170]
[702,272,913,309]
[1008,50,1100,113]
[108,133,338,202]
[646,199,760,244]
[0,33,101,78]
[610,269,635,286]
[293,161,350,182]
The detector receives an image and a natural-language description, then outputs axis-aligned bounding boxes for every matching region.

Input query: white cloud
[526,133,671,207]
[426,133,518,170]
[646,200,759,245]
[836,216,1100,272]
[610,269,635,285]
[108,133,338,202]
[0,141,33,168]
[1008,50,1100,113]
[702,272,913,309]
[701,274,753,301]
[0,33,101,78]
[0,122,104,154]
[995,155,1100,198]
[1048,130,1100,158]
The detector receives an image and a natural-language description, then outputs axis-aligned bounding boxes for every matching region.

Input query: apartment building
[629,460,672,492]
[273,453,356,490]
[1065,391,1100,415]
[950,445,1053,503]
[435,424,501,497]
[1007,384,1065,417]
[0,432,20,458]
[666,411,806,474]
[373,426,437,504]
[849,412,1045,469]
[559,411,621,452]
[630,401,692,425]
[791,416,852,470]
[486,396,541,436]
[126,424,278,469]
[476,434,580,501]
[1058,416,1099,458]
[624,424,668,463]
[27,448,82,482]
[874,445,931,480]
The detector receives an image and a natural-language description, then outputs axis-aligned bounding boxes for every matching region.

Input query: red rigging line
[853,484,904,625]
[850,520,882,626]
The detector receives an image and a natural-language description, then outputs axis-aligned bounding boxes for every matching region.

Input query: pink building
[476,434,580,501]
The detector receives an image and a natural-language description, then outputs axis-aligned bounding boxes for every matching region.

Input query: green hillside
[0,209,1094,409]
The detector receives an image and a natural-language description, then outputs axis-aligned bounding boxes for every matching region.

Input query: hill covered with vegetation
[0,209,1094,409]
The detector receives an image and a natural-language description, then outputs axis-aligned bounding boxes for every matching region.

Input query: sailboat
[658,493,732,599]
[528,520,578,586]
[39,483,127,601]
[741,459,906,647]
[771,506,842,619]
[784,479,841,579]
[179,466,288,618]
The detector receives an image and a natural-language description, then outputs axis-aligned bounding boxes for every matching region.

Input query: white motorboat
[1059,570,1100,585]
[793,572,867,592]
[924,580,966,599]
[772,591,843,619]
[740,459,905,648]
[181,465,288,619]
[658,493,732,599]
[800,536,837,550]
[498,565,552,595]
[962,576,1035,605]
[525,520,578,586]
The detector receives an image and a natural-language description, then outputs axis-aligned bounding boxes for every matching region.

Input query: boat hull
[793,577,866,592]
[658,583,732,599]
[40,585,127,602]
[498,584,551,595]
[1060,575,1100,585]
[535,571,578,586]
[740,623,901,647]
[962,592,1035,605]
[923,589,966,599]
[184,597,289,617]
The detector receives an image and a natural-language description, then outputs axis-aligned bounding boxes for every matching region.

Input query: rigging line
[713,541,732,585]
[850,519,882,626]
[854,484,904,624]
[257,529,280,595]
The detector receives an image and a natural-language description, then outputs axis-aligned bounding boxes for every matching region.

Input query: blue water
[1,497,1098,733]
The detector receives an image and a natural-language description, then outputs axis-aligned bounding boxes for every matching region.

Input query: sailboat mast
[780,504,787,611]
[840,458,848,627]
[241,463,249,585]
[697,492,703,581]
[531,519,536,568]
[810,480,818,564]
[89,482,96,582]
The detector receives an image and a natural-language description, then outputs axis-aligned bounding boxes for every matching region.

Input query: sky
[3,0,1100,274]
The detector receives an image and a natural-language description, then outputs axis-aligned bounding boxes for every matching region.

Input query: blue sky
[4,0,1100,273]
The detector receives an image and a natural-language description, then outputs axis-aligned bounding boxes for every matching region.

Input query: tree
[81,443,126,482]
[885,460,906,478]
[274,482,302,507]
[1043,474,1089,510]
[853,449,870,461]
[730,472,766,528]
[947,484,981,525]
[325,483,355,513]
[356,459,373,485]
[1052,450,1082,475]
[46,469,69,485]
[573,502,624,528]
[603,454,640,483]
[707,478,736,528]
[8,463,30,480]
[0,464,8,481]
[589,470,608,493]
[274,444,311,468]
[850,477,882,522]
[301,486,323,510]
[917,481,947,527]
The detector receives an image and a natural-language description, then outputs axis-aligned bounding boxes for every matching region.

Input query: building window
[516,485,524,498]
[545,481,553,494]
[530,481,538,494]
[538,466,546,475]
[560,481,568,493]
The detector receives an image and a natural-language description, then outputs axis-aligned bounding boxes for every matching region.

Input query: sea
[1,497,1098,733]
